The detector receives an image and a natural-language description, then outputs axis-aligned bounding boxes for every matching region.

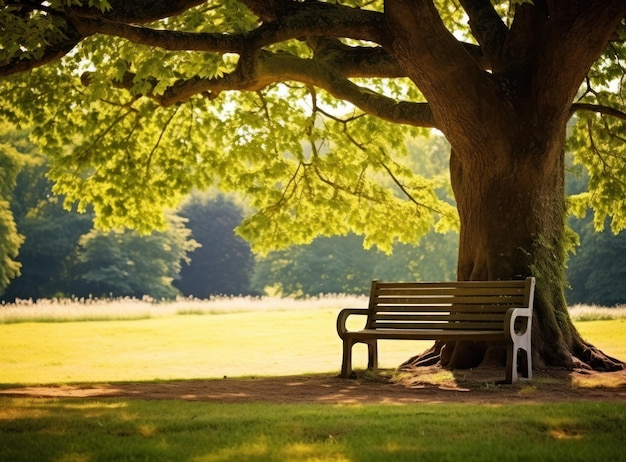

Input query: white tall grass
[568,304,626,321]
[0,294,369,323]
[1,295,625,324]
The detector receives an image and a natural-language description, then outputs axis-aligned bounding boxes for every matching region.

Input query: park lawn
[0,309,433,384]
[1,397,625,462]
[0,309,624,462]
[575,319,626,359]
[0,309,624,384]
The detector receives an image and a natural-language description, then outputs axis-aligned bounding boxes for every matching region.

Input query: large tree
[1,1,625,373]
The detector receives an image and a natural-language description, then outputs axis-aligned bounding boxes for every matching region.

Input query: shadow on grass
[1,366,625,405]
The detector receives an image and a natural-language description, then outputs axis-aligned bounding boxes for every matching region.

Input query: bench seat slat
[373,321,505,330]
[374,313,508,322]
[343,328,507,341]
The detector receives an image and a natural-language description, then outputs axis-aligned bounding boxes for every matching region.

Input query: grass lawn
[1,398,624,462]
[0,303,624,461]
[1,306,624,384]
[0,308,436,384]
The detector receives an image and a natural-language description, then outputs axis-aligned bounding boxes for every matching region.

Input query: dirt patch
[2,367,626,405]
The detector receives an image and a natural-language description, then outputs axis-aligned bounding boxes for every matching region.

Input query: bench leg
[340,339,355,378]
[340,339,379,378]
[520,345,532,380]
[520,339,533,380]
[367,340,378,371]
[506,342,533,384]
[505,343,517,384]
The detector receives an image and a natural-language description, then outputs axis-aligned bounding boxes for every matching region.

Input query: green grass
[1,303,625,461]
[0,308,436,384]
[1,398,625,462]
[0,307,624,384]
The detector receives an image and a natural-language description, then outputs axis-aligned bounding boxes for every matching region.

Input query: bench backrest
[366,278,535,331]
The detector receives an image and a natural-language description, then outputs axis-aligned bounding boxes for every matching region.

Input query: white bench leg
[506,341,533,383]
[519,337,532,380]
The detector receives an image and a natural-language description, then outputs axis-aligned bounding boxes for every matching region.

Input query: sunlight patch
[191,439,269,461]
[548,429,583,440]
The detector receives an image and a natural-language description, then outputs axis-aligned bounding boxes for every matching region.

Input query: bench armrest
[336,308,369,338]
[504,307,532,339]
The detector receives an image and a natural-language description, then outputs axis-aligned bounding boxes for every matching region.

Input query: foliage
[0,1,462,254]
[0,2,623,253]
[1,132,199,301]
[70,214,199,299]
[252,231,457,297]
[567,217,626,306]
[0,128,26,293]
[564,152,626,306]
[568,39,626,233]
[175,192,256,297]
[250,133,458,296]
[2,150,93,300]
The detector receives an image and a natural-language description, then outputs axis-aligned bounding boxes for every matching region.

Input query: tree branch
[240,0,301,23]
[157,51,436,128]
[0,38,81,77]
[571,103,626,121]
[70,0,207,24]
[383,0,510,147]
[310,37,489,77]
[68,16,245,53]
[459,0,509,70]
[68,2,383,52]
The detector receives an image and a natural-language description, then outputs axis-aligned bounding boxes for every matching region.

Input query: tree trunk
[401,140,624,373]
[384,0,626,375]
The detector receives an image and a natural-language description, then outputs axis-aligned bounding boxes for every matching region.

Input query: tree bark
[385,0,626,375]
[401,138,624,373]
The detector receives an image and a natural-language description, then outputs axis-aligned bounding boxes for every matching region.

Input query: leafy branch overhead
[0,1,625,253]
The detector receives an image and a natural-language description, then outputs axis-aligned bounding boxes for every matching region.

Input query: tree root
[573,340,624,372]
[399,340,625,373]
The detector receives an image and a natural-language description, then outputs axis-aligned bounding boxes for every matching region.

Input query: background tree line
[0,129,623,305]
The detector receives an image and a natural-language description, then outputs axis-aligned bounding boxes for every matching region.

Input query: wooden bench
[337,277,535,384]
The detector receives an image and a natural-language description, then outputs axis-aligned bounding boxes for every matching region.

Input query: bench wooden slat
[375,295,524,305]
[376,287,526,296]
[376,281,527,289]
[373,322,505,330]
[374,313,508,322]
[344,329,508,341]
[373,304,514,313]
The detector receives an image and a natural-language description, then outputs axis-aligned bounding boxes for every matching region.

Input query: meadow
[1,296,625,383]
[1,296,625,461]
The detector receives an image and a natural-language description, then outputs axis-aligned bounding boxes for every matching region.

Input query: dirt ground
[2,367,626,405]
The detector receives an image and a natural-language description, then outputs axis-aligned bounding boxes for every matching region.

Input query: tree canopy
[0,0,463,253]
[1,1,623,251]
[2,1,626,371]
